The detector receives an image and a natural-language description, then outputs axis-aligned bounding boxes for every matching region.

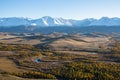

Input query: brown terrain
[0,32,119,80]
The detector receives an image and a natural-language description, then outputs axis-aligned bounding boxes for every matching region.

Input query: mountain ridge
[1,16,120,27]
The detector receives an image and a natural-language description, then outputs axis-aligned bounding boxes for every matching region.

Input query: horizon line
[0,16,120,20]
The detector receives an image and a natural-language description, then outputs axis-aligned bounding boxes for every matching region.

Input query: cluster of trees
[111,42,120,54]
[13,51,42,58]
[104,42,120,62]
[52,62,120,80]
[0,44,39,51]
[12,71,56,79]
[0,71,56,79]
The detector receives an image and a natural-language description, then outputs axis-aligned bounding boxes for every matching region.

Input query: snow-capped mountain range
[0,16,120,27]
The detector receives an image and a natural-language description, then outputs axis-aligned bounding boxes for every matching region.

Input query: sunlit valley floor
[0,32,120,80]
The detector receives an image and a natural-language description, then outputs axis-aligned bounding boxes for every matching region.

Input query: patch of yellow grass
[0,58,23,73]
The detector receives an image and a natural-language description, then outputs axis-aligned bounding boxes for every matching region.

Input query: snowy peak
[29,16,72,26]
[40,16,72,26]
[0,16,120,27]
[90,17,120,26]
[0,17,30,27]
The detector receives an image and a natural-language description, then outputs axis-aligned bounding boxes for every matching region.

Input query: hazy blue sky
[0,0,120,19]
